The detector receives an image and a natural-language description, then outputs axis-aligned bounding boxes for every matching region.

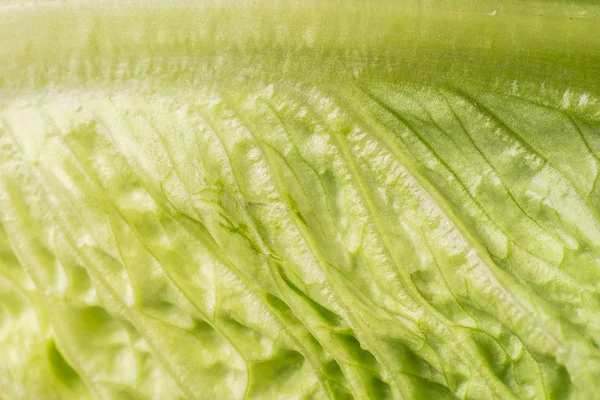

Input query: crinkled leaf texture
[2,1,600,399]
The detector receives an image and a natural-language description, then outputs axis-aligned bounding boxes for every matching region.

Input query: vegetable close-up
[2,0,600,399]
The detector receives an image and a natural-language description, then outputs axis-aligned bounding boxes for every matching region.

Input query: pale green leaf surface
[1,1,600,399]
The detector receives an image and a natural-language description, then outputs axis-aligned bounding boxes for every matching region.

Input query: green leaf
[1,1,600,399]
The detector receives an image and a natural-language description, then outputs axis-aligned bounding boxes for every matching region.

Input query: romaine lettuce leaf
[1,1,600,399]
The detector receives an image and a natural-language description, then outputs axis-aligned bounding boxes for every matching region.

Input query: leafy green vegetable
[2,1,600,399]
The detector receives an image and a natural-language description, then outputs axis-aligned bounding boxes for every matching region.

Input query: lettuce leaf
[1,1,600,399]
